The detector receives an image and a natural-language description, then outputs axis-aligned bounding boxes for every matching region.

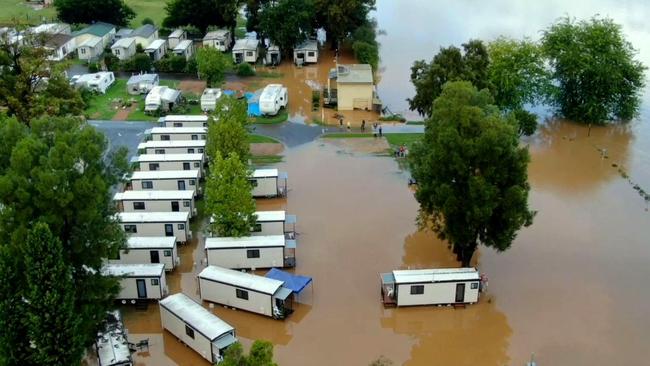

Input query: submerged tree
[207,96,250,163]
[259,0,314,56]
[409,81,534,266]
[542,16,646,124]
[314,0,376,49]
[221,340,278,366]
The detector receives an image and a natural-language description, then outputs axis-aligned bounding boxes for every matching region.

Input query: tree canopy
[351,19,380,71]
[53,0,135,27]
[221,340,278,366]
[314,0,376,48]
[196,47,230,87]
[206,96,250,163]
[163,0,238,34]
[260,0,315,55]
[542,16,646,124]
[409,81,534,266]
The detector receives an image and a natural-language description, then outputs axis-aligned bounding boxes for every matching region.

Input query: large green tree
[53,0,135,26]
[351,19,379,71]
[0,33,85,125]
[196,47,230,87]
[245,0,271,37]
[163,0,238,35]
[220,340,278,366]
[409,81,534,266]
[0,116,127,358]
[207,96,250,163]
[260,0,314,56]
[24,223,84,366]
[205,152,257,237]
[314,0,375,48]
[542,16,646,124]
[0,246,31,365]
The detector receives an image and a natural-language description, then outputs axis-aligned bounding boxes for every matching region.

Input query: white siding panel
[206,247,284,269]
[199,277,273,317]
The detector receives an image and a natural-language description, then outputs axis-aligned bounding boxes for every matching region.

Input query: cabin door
[171,201,179,212]
[164,224,174,237]
[177,180,186,190]
[455,283,465,303]
[150,250,160,263]
[136,279,147,298]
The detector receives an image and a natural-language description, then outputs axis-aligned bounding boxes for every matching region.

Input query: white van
[259,84,288,116]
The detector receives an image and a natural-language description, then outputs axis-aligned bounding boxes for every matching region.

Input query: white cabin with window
[167,29,186,49]
[203,29,231,51]
[158,115,209,128]
[159,293,237,363]
[205,235,296,269]
[113,190,196,217]
[145,39,167,61]
[198,265,294,319]
[293,40,318,65]
[251,169,288,198]
[145,127,207,141]
[138,140,206,155]
[127,170,200,195]
[252,211,296,236]
[109,236,179,271]
[173,39,194,60]
[130,153,205,177]
[380,268,482,307]
[110,37,136,60]
[232,38,259,64]
[118,211,191,245]
[102,263,168,302]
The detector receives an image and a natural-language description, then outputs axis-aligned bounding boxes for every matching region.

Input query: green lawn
[127,0,166,28]
[321,133,373,138]
[384,133,423,148]
[251,155,283,165]
[84,79,130,120]
[251,110,288,124]
[248,134,280,144]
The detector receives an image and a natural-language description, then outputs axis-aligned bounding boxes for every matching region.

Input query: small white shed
[264,44,281,66]
[138,139,206,155]
[198,265,294,319]
[173,39,194,60]
[127,170,200,194]
[203,29,231,51]
[167,29,186,49]
[145,85,182,113]
[251,169,288,198]
[102,263,168,303]
[113,189,196,217]
[109,236,179,271]
[252,211,297,236]
[145,126,207,141]
[111,37,136,60]
[205,235,296,269]
[130,153,205,177]
[118,211,191,245]
[293,39,318,65]
[144,39,167,61]
[158,115,209,128]
[232,38,259,64]
[200,88,222,112]
[126,73,159,95]
[380,268,482,307]
[159,293,237,363]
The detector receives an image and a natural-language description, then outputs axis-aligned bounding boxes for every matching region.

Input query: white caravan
[102,263,168,303]
[118,211,191,245]
[70,72,115,93]
[127,170,200,195]
[158,115,209,128]
[138,140,206,155]
[145,127,207,141]
[198,265,294,319]
[205,235,296,269]
[109,236,179,271]
[251,169,288,198]
[252,211,296,237]
[200,88,222,112]
[259,84,288,116]
[113,190,196,217]
[159,293,237,364]
[293,40,318,65]
[130,153,205,177]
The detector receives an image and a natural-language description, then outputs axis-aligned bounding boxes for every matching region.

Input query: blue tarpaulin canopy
[265,268,312,294]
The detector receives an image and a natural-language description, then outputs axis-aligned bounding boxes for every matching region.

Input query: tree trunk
[460,242,478,267]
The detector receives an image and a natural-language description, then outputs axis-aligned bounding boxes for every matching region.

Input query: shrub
[185,58,198,75]
[141,17,154,26]
[169,55,187,73]
[133,54,153,72]
[181,25,201,39]
[135,43,144,53]
[236,62,255,77]
[103,53,120,71]
[88,62,100,73]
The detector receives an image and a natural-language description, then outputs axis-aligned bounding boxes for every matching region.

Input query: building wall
[134,34,156,48]
[116,274,166,300]
[199,277,274,317]
[337,83,374,111]
[251,177,278,197]
[109,246,178,270]
[162,121,209,128]
[396,281,480,306]
[160,306,214,362]
[130,178,198,194]
[144,146,205,155]
[120,198,194,216]
[138,160,203,176]
[206,247,284,269]
[122,221,190,243]
[253,221,285,236]
[112,43,135,60]
[101,30,116,48]
[151,132,206,141]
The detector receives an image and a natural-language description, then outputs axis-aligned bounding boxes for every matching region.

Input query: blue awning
[265,268,312,294]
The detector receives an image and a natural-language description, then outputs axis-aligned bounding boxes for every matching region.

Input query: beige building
[326,64,376,111]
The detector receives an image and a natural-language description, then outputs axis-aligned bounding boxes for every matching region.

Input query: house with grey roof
[44,33,76,61]
[111,37,136,60]
[131,24,158,48]
[203,29,231,51]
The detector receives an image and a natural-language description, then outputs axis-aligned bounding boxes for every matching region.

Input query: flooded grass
[321,133,373,138]
[384,133,422,148]
[251,111,289,124]
[250,155,284,165]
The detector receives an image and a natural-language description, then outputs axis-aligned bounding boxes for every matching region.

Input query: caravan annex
[380,268,482,307]
[205,235,296,269]
[113,190,196,217]
[158,115,209,128]
[251,169,288,198]
[146,127,207,141]
[159,293,237,363]
[102,263,168,303]
[109,236,179,271]
[130,153,205,177]
[138,139,206,155]
[198,265,294,319]
[127,170,200,195]
[253,211,297,236]
[118,211,191,245]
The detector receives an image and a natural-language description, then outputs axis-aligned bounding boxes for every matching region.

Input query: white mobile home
[127,170,200,194]
[130,153,205,177]
[251,169,288,198]
[198,265,294,319]
[167,29,186,49]
[145,127,207,141]
[263,44,281,66]
[102,263,168,302]
[232,38,259,64]
[70,72,115,94]
[173,39,194,60]
[44,33,76,61]
[158,115,209,128]
[380,268,482,307]
[118,211,191,245]
[110,37,136,60]
[109,236,179,271]
[203,29,231,51]
[259,84,288,116]
[126,73,159,95]
[159,293,237,363]
[252,211,296,236]
[138,140,206,155]
[200,88,222,112]
[205,235,296,269]
[293,40,318,65]
[113,190,196,216]
[131,24,158,48]
[144,39,167,61]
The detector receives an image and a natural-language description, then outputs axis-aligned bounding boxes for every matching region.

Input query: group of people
[394,145,408,157]
[338,117,383,137]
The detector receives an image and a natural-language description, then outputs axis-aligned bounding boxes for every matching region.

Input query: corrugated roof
[113,190,194,201]
[130,153,203,163]
[336,64,373,84]
[132,24,156,38]
[174,39,192,51]
[160,293,234,341]
[116,28,133,37]
[127,73,158,84]
[169,29,185,38]
[295,39,317,51]
[198,265,283,295]
[74,22,115,37]
[118,211,189,223]
[127,236,176,249]
[160,115,209,123]
[130,170,200,180]
[392,268,479,284]
[44,33,72,48]
[79,37,102,48]
[205,235,285,249]
[255,211,286,222]
[252,169,278,178]
[102,263,165,277]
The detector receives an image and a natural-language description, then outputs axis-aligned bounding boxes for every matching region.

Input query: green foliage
[163,0,238,33]
[141,17,154,25]
[314,0,375,47]
[207,97,250,162]
[185,57,198,74]
[0,116,127,348]
[135,43,145,53]
[220,342,246,366]
[205,152,256,237]
[88,62,100,73]
[154,54,188,73]
[24,223,84,366]
[196,47,230,86]
[245,0,270,35]
[351,19,379,70]
[132,53,153,72]
[104,52,120,71]
[369,356,394,366]
[511,109,538,137]
[236,62,256,77]
[260,0,314,54]
[0,246,31,365]
[181,24,202,39]
[220,341,278,366]
[409,82,534,266]
[53,0,135,27]
[542,16,646,124]
[408,40,490,117]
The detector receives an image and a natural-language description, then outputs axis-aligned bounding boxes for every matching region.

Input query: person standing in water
[379,124,383,137]
[361,120,366,131]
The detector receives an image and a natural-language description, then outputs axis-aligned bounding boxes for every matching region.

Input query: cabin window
[149,163,160,171]
[246,51,253,57]
[246,249,260,258]
[115,49,120,55]
[193,162,200,168]
[236,289,249,300]
[189,179,196,186]
[185,325,195,339]
[164,250,172,257]
[155,149,165,154]
[410,285,424,295]
[183,163,190,170]
[124,225,137,233]
[200,135,206,140]
[151,278,159,286]
[173,122,183,127]
[251,224,262,233]
[183,201,190,207]
[80,48,86,54]
[471,282,479,289]
[191,135,198,140]
[249,179,258,187]
[307,51,315,57]
[161,135,170,141]
[202,123,207,127]
[141,181,153,189]
[178,223,185,230]
[198,148,204,153]
[133,202,145,210]
[187,148,195,154]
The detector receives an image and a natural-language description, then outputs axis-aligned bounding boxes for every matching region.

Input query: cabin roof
[255,210,286,222]
[44,33,72,48]
[111,37,135,49]
[130,153,203,163]
[160,293,234,341]
[252,168,278,178]
[73,22,115,37]
[118,211,189,223]
[127,73,158,84]
[260,84,283,100]
[295,39,318,51]
[160,115,209,123]
[198,265,284,295]
[174,39,192,51]
[169,29,185,38]
[130,169,200,180]
[113,190,194,201]
[203,29,229,40]
[233,38,259,51]
[205,235,285,249]
[201,88,222,99]
[127,236,176,249]
[392,268,479,284]
[138,140,206,149]
[145,39,166,51]
[116,28,133,37]
[102,263,165,277]
[132,24,156,38]
[335,64,373,84]
[79,37,102,48]
[147,126,207,134]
